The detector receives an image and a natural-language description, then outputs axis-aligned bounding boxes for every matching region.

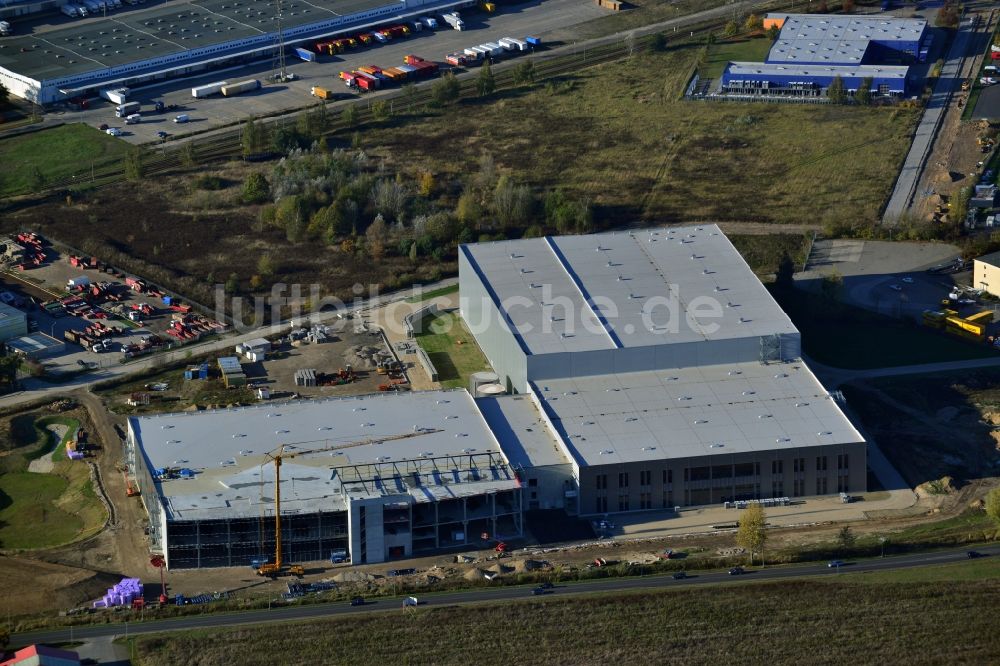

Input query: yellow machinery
[256,429,442,577]
[923,309,992,341]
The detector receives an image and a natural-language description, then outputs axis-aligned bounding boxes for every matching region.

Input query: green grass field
[0,472,81,549]
[131,570,1000,666]
[364,46,918,228]
[405,283,459,303]
[0,124,130,198]
[772,287,995,368]
[415,311,491,389]
[699,37,774,81]
[0,411,105,549]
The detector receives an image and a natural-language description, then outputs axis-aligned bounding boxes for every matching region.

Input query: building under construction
[126,390,523,569]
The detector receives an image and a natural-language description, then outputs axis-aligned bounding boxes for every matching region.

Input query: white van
[125,113,141,124]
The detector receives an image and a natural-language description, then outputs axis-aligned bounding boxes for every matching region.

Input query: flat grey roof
[726,61,909,80]
[532,361,864,468]
[767,13,926,65]
[461,224,797,356]
[976,251,1000,269]
[5,333,62,354]
[0,0,388,81]
[131,389,515,520]
[0,302,24,321]
[476,394,572,468]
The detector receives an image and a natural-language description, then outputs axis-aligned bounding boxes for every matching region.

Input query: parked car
[967,550,985,559]
[105,127,121,136]
[901,277,914,284]
[350,596,365,606]
[828,560,845,568]
[672,571,687,580]
[98,123,109,130]
[728,566,745,575]
[156,131,169,139]
[531,587,548,596]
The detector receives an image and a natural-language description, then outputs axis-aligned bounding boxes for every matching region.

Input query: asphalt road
[11,544,998,648]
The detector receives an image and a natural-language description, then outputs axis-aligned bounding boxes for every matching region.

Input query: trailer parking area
[60,0,607,145]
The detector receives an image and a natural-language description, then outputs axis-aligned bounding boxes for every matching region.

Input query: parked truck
[221,79,261,97]
[101,88,129,105]
[440,12,465,30]
[0,20,12,35]
[419,16,438,29]
[498,37,528,52]
[115,101,141,118]
[311,86,334,99]
[191,81,228,98]
[61,4,80,16]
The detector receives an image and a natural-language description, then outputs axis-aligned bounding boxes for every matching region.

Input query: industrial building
[459,224,866,517]
[129,224,865,570]
[719,13,928,99]
[974,251,1000,297]
[126,390,523,569]
[0,302,28,342]
[5,332,65,358]
[0,0,474,104]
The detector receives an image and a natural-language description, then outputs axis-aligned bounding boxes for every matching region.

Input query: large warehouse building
[126,390,523,569]
[0,0,473,104]
[459,224,866,517]
[129,224,865,569]
[719,13,928,99]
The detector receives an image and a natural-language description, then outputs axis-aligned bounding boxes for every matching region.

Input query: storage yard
[18,0,607,143]
[0,232,227,377]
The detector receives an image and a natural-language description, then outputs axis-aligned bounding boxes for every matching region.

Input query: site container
[382,67,407,81]
[498,37,528,52]
[354,72,379,91]
[358,64,383,77]
[481,42,504,57]
[311,86,333,99]
[101,88,129,105]
[294,47,316,62]
[191,81,228,98]
[525,36,542,47]
[221,79,261,97]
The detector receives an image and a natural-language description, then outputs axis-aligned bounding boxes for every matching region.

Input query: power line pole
[271,0,287,83]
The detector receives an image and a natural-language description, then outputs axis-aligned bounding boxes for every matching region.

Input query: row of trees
[826,76,874,105]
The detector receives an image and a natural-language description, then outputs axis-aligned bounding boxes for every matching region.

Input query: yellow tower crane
[256,428,442,577]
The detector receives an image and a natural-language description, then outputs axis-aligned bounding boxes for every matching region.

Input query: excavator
[255,428,443,578]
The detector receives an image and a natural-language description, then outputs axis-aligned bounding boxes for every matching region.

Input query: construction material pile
[92,577,143,608]
[343,345,381,369]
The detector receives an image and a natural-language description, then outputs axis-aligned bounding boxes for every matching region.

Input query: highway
[11,544,997,648]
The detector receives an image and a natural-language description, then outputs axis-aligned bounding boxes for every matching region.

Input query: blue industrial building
[719,13,929,100]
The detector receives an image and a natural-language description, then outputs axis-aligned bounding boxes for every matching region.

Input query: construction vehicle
[123,470,139,497]
[256,428,443,578]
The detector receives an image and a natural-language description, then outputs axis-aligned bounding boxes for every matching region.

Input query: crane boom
[256,428,443,577]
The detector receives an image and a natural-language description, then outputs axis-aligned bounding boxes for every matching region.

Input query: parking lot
[795,239,972,318]
[56,0,607,144]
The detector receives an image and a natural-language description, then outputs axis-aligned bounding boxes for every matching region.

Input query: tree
[724,20,739,38]
[837,526,856,553]
[651,33,668,52]
[820,270,843,302]
[341,105,359,128]
[431,72,461,105]
[827,75,847,104]
[418,171,435,198]
[512,60,536,86]
[366,214,388,261]
[952,186,972,229]
[545,189,593,234]
[123,148,143,182]
[775,251,795,290]
[241,116,269,158]
[224,272,239,294]
[765,23,781,40]
[736,503,767,565]
[371,99,391,121]
[493,175,533,229]
[409,240,418,263]
[744,14,763,32]
[986,487,1000,525]
[855,77,873,106]
[456,192,483,226]
[256,254,276,277]
[477,61,496,97]
[275,195,306,242]
[370,179,407,222]
[842,0,855,13]
[624,31,637,57]
[0,81,8,108]
[242,172,271,204]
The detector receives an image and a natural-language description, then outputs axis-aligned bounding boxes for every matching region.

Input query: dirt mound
[486,563,514,575]
[511,559,550,573]
[464,568,488,581]
[916,476,956,497]
[0,556,120,616]
[333,570,376,583]
[343,345,382,370]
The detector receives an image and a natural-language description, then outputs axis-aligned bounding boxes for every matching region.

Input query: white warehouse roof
[460,224,797,356]
[532,360,864,468]
[130,389,517,520]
